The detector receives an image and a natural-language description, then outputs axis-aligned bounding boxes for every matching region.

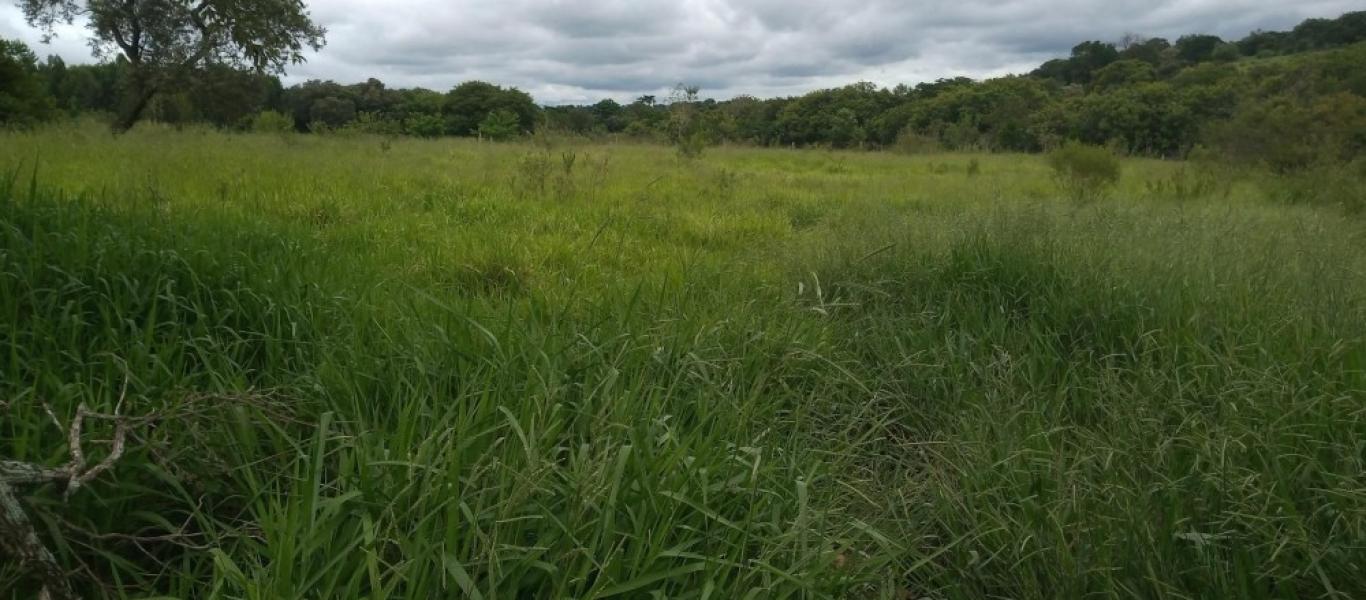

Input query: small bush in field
[403,114,445,138]
[343,112,403,136]
[478,109,522,141]
[669,84,709,159]
[250,110,294,135]
[1047,141,1121,201]
[893,128,943,154]
[1269,158,1366,213]
[674,131,708,160]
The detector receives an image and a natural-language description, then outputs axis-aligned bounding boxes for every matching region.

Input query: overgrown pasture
[1,124,1363,598]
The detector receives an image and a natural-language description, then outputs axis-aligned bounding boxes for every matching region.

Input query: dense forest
[3,11,1365,168]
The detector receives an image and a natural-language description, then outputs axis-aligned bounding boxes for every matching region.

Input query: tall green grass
[1,123,1363,598]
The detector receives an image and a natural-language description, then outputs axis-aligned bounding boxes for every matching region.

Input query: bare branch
[66,418,128,501]
[60,510,215,553]
[42,402,65,432]
[0,461,69,485]
[64,404,88,479]
[2,388,296,595]
[1,400,142,598]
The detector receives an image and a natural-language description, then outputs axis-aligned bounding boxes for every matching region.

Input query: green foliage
[1168,62,1236,88]
[1204,92,1366,172]
[42,60,122,114]
[1263,158,1366,212]
[1242,11,1366,55]
[18,0,325,131]
[1119,36,1171,65]
[477,108,521,141]
[443,81,539,136]
[1033,41,1121,84]
[250,110,295,134]
[900,76,1053,151]
[1176,34,1225,63]
[673,130,708,159]
[146,90,195,124]
[668,84,710,159]
[0,38,54,126]
[1291,11,1366,49]
[1068,41,1120,83]
[1050,83,1197,156]
[187,64,282,128]
[339,111,401,136]
[7,7,1365,166]
[1141,151,1233,202]
[775,82,890,147]
[309,96,357,129]
[1211,42,1242,62]
[402,113,445,138]
[1047,141,1121,200]
[283,79,348,127]
[1090,59,1156,92]
[892,128,943,154]
[622,119,664,141]
[590,98,625,132]
[966,157,981,177]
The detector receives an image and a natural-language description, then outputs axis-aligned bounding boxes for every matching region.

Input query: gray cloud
[2,0,1360,104]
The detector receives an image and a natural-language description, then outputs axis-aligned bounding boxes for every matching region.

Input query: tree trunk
[0,480,77,600]
[112,67,157,135]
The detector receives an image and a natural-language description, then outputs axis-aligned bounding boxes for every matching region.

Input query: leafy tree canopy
[18,0,325,131]
[0,38,55,125]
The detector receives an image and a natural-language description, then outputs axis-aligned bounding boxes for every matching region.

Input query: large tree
[18,0,325,132]
[0,38,55,125]
[442,81,538,136]
[1175,34,1224,63]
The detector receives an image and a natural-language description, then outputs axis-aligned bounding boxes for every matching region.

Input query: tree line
[4,10,1364,169]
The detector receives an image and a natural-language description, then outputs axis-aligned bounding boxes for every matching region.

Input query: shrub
[1046,141,1121,201]
[308,96,355,129]
[669,84,710,159]
[674,131,708,159]
[1142,165,1231,202]
[403,113,445,138]
[1266,158,1366,213]
[623,120,663,142]
[249,110,295,135]
[342,112,402,136]
[1211,42,1242,62]
[939,119,984,151]
[514,150,553,197]
[1203,93,1366,173]
[478,108,521,141]
[892,128,942,154]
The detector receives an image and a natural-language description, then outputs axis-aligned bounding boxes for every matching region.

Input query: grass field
[2,123,1364,598]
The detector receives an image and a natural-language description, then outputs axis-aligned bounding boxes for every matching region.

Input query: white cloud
[3,0,1360,103]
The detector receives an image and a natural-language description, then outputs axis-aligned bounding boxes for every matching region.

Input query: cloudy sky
[1,0,1360,104]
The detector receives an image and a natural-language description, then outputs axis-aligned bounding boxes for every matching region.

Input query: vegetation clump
[0,39,53,126]
[249,110,294,135]
[1047,141,1121,201]
[668,84,710,159]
